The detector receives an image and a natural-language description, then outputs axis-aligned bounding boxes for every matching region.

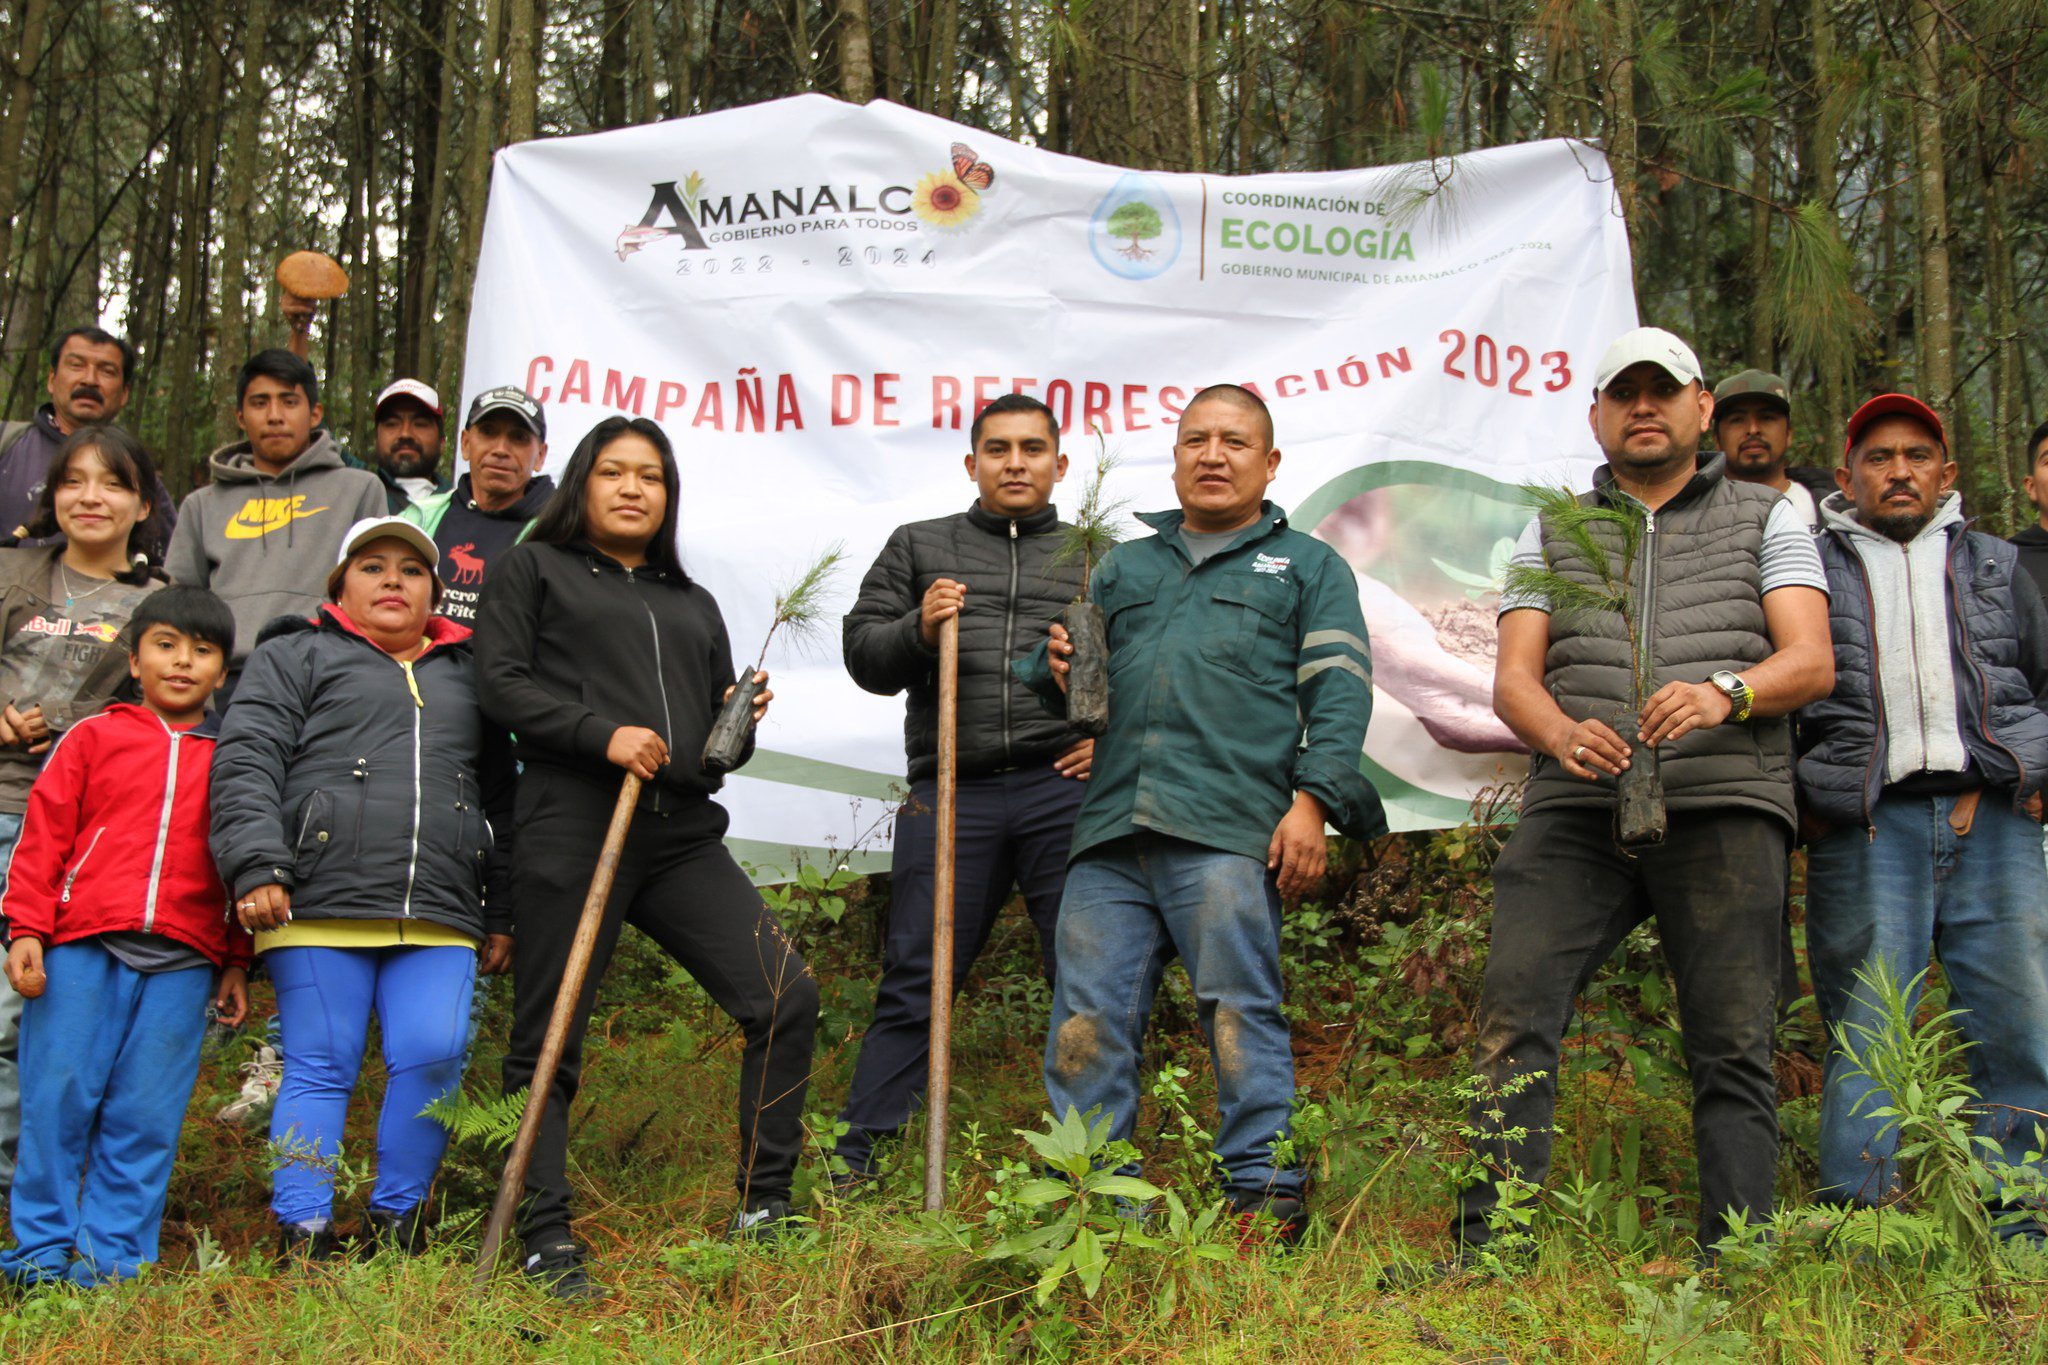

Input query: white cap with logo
[373,378,444,419]
[1592,326,1703,390]
[335,515,440,570]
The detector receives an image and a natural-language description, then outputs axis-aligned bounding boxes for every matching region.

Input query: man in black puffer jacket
[833,392,1091,1183]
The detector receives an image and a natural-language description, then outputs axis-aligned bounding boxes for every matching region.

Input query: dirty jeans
[1806,789,2048,1234]
[1043,833,1299,1199]
[1455,807,1785,1253]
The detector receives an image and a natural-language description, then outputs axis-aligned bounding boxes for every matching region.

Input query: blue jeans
[1807,790,2048,1232]
[1044,833,1299,1198]
[1,940,212,1286]
[267,944,476,1226]
[0,809,25,1193]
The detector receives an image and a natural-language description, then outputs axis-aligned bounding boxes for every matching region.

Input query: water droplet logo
[1089,174,1180,281]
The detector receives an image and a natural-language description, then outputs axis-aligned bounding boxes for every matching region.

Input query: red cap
[1844,393,1946,457]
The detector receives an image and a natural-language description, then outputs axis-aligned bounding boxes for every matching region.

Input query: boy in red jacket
[0,586,248,1287]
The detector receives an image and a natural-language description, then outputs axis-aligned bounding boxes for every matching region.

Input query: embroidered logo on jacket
[224,495,331,539]
[1252,553,1292,576]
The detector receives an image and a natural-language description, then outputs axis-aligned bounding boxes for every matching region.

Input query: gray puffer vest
[1796,516,2048,825]
[1522,455,1795,828]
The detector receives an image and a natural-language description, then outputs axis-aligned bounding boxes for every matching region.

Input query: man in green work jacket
[1017,383,1382,1245]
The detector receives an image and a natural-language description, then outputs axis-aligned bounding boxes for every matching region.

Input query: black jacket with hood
[473,539,750,815]
[2011,525,2048,603]
[209,606,515,938]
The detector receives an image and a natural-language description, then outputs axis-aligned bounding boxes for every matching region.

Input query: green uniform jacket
[1016,501,1384,865]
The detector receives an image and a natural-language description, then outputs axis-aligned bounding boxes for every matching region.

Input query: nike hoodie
[164,429,388,667]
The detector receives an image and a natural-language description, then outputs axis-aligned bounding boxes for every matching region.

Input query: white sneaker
[217,1044,282,1123]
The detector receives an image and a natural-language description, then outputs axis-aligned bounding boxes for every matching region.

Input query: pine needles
[1502,484,1651,698]
[754,542,850,669]
[1763,202,1872,383]
[1052,441,1130,599]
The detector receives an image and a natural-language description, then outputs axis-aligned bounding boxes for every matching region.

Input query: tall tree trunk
[666,0,695,117]
[1747,118,1772,363]
[838,0,872,104]
[215,0,274,405]
[0,0,50,309]
[633,0,659,121]
[1072,0,1195,171]
[1602,0,1640,295]
[599,1,628,128]
[926,0,958,117]
[163,1,231,484]
[1984,150,2021,510]
[450,0,505,397]
[415,0,462,387]
[506,0,538,143]
[1807,0,1844,458]
[1907,0,1953,410]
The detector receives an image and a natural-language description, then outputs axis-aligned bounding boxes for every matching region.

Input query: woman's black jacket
[210,607,515,937]
[473,540,749,813]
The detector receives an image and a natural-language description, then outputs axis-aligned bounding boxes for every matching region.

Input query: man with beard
[1440,327,1834,1271]
[400,386,554,626]
[0,328,175,555]
[1798,394,2048,1235]
[367,379,452,514]
[1711,368,1831,531]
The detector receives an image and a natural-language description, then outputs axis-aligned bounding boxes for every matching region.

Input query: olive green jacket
[1017,502,1384,864]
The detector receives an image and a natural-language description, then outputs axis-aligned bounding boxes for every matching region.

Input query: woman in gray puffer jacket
[210,516,514,1263]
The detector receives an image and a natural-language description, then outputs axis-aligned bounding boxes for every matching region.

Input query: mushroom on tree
[701,544,848,775]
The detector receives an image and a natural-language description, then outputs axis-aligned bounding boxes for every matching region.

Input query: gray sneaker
[217,1045,282,1123]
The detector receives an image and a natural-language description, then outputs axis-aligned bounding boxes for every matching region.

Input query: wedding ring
[1572,745,1586,762]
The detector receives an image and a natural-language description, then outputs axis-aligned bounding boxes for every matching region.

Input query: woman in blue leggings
[210,517,514,1260]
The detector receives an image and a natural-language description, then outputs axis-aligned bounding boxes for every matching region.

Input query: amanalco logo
[614,145,999,262]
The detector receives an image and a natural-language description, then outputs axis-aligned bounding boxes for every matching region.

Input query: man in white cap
[1445,326,1835,1268]
[368,379,452,514]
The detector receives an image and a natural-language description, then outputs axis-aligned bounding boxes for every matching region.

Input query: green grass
[3,832,2045,1361]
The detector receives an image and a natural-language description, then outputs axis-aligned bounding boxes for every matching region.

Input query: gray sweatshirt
[164,430,388,665]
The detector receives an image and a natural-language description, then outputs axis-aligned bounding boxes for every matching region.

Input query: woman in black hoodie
[474,416,818,1301]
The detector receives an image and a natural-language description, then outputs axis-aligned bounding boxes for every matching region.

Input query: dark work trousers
[835,763,1084,1174]
[503,768,820,1246]
[1455,806,1786,1254]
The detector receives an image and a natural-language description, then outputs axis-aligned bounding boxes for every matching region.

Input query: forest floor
[2,829,2044,1362]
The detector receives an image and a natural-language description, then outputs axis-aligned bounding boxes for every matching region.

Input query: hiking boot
[521,1235,608,1302]
[275,1221,340,1268]
[726,1197,800,1243]
[362,1205,430,1257]
[1227,1191,1308,1249]
[218,1045,282,1124]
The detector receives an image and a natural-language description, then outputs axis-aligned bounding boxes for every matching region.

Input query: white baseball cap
[1592,326,1703,390]
[335,515,439,570]
[374,378,444,419]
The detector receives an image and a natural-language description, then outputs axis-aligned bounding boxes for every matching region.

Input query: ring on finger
[1572,744,1586,762]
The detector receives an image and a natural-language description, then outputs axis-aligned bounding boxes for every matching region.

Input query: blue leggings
[267,944,475,1226]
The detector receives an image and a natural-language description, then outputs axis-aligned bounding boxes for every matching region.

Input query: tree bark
[1747,117,1771,364]
[838,0,873,104]
[1907,0,1953,409]
[0,0,52,307]
[1072,0,1196,171]
[1807,0,1844,458]
[450,0,506,395]
[215,0,274,403]
[506,0,538,143]
[1601,0,1640,293]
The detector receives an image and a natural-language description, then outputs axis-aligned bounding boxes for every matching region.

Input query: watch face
[1711,670,1741,693]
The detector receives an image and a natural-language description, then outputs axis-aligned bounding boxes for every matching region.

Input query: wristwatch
[1709,670,1755,724]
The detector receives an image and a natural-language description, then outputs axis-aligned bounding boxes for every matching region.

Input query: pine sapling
[702,543,848,774]
[1050,441,1130,736]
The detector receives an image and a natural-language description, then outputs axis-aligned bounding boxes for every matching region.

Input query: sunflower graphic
[913,171,981,230]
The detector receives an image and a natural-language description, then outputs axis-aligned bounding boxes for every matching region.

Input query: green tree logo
[1104,200,1163,260]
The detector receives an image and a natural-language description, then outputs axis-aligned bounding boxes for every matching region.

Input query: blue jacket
[1795,510,2048,826]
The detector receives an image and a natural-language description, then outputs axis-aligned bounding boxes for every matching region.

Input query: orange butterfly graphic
[951,142,996,192]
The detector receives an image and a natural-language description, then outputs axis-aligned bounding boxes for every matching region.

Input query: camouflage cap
[1711,368,1791,422]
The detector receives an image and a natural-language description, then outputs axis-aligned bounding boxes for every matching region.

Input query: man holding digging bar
[833,391,1092,1187]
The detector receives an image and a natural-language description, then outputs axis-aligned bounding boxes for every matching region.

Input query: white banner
[464,95,1637,874]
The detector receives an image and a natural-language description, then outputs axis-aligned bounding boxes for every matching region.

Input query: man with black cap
[1798,392,2048,1233]
[399,386,553,627]
[368,379,452,514]
[1441,326,1835,1271]
[1711,368,1832,531]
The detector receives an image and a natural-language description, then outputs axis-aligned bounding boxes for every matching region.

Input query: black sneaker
[1227,1191,1308,1249]
[521,1236,609,1302]
[362,1205,429,1257]
[275,1221,340,1268]
[726,1197,800,1243]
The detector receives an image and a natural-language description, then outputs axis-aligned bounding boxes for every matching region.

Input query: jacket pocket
[292,789,336,882]
[1201,572,1297,679]
[452,772,491,889]
[1101,574,1162,674]
[60,827,107,905]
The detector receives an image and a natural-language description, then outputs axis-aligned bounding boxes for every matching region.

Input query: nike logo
[225,495,330,539]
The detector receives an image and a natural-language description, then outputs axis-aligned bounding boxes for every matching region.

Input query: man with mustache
[1440,327,1834,1273]
[1711,369,1832,532]
[1797,394,2048,1235]
[367,379,452,514]
[0,328,176,556]
[399,386,555,626]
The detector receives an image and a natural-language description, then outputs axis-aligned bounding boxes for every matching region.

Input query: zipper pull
[1010,520,1018,539]
[399,660,424,708]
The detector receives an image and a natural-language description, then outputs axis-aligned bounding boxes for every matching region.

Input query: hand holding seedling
[6,937,45,998]
[1053,738,1092,780]
[722,671,773,722]
[607,726,670,780]
[214,966,249,1026]
[1045,622,1073,693]
[1637,679,1732,745]
[1268,792,1329,901]
[1555,716,1630,780]
[920,579,966,646]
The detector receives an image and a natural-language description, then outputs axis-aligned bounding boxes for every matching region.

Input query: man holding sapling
[1018,383,1382,1246]
[1449,327,1834,1267]
[1796,393,2048,1231]
[833,392,1094,1186]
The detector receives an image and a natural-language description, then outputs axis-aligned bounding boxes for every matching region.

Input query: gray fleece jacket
[164,430,388,666]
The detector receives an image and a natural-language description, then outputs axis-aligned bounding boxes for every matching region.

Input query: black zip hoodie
[473,539,749,812]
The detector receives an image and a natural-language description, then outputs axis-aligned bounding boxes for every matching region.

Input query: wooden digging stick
[923,614,961,1213]
[474,772,641,1289]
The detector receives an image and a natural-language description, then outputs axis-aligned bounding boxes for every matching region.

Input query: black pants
[503,769,820,1245]
[1455,806,1785,1253]
[835,763,1083,1172]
